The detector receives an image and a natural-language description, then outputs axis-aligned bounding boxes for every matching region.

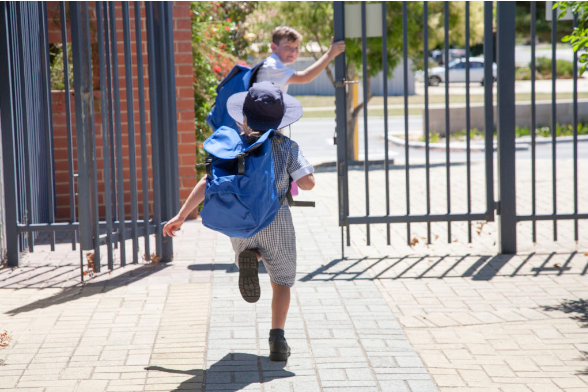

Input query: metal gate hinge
[495,201,501,215]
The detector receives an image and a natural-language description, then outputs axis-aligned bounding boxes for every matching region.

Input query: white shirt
[256,53,296,94]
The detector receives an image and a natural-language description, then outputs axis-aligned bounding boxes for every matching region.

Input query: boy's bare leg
[270,281,290,329]
[249,250,290,329]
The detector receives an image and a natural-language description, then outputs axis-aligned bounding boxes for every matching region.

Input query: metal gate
[0,2,180,274]
[333,1,586,255]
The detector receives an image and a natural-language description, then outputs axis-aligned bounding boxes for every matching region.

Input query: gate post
[0,2,20,266]
[146,2,177,262]
[496,2,517,254]
[70,2,99,255]
[333,1,349,256]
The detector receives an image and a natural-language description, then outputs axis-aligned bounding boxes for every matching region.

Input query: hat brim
[227,91,303,131]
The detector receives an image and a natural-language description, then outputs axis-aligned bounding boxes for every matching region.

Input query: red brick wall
[47,1,197,222]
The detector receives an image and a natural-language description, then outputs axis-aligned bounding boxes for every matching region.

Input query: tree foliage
[556,1,588,75]
[191,1,257,173]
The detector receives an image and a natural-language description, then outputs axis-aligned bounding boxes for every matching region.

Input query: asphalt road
[292,117,588,166]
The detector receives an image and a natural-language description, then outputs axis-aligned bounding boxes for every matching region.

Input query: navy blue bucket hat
[227,81,303,131]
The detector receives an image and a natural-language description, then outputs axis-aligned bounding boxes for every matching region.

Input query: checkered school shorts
[230,205,296,287]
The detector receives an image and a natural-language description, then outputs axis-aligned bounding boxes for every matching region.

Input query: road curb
[387,134,588,152]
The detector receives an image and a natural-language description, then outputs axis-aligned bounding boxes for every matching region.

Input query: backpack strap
[248,61,265,89]
[280,180,315,208]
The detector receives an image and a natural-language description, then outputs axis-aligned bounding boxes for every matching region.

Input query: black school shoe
[238,250,260,303]
[269,329,291,362]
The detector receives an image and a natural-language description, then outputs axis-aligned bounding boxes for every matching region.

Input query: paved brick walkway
[1,158,587,392]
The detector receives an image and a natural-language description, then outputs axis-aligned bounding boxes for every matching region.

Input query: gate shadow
[3,263,170,316]
[299,251,585,282]
[146,352,294,391]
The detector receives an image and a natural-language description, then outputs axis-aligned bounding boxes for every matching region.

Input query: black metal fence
[0,1,180,273]
[333,1,585,255]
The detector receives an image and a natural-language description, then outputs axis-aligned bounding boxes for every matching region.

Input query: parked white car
[416,57,497,86]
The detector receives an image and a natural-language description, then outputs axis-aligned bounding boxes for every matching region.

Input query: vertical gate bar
[402,2,410,245]
[484,2,494,222]
[465,2,472,243]
[33,3,43,240]
[531,1,537,242]
[13,4,27,254]
[341,226,345,260]
[97,1,114,270]
[11,6,28,251]
[122,2,139,264]
[164,3,181,214]
[153,2,173,261]
[361,2,370,245]
[135,1,150,257]
[424,2,431,244]
[60,1,77,250]
[551,5,557,241]
[70,2,99,257]
[333,1,348,256]
[32,3,42,237]
[17,3,35,252]
[17,3,34,252]
[104,2,118,233]
[444,2,451,243]
[39,2,56,251]
[573,13,578,241]
[382,1,390,245]
[156,3,173,224]
[496,1,517,254]
[0,1,21,266]
[109,2,127,265]
[145,3,163,255]
[12,4,26,253]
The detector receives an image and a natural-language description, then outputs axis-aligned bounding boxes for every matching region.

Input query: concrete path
[1,159,587,391]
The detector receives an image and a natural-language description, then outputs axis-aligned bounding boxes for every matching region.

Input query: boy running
[163,82,314,362]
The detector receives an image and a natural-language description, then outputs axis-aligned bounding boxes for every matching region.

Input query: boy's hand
[163,215,186,237]
[328,37,346,58]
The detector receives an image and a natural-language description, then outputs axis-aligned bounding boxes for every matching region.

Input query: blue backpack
[200,126,284,238]
[206,62,264,131]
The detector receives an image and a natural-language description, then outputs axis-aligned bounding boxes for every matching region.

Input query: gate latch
[335,78,360,88]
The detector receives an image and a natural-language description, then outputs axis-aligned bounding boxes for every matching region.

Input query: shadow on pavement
[3,263,170,316]
[188,262,269,274]
[542,298,588,328]
[299,251,585,282]
[542,298,588,375]
[146,352,294,391]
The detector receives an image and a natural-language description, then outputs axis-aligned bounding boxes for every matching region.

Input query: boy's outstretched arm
[288,38,345,84]
[163,176,207,237]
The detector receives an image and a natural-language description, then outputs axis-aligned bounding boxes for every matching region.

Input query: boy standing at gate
[257,26,345,94]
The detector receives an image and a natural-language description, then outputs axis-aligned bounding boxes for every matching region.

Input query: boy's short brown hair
[272,26,302,45]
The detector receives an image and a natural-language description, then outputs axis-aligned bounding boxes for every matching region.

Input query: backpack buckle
[205,156,213,177]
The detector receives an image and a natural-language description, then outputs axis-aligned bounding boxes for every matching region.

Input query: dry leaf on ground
[85,252,96,278]
[0,331,12,350]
